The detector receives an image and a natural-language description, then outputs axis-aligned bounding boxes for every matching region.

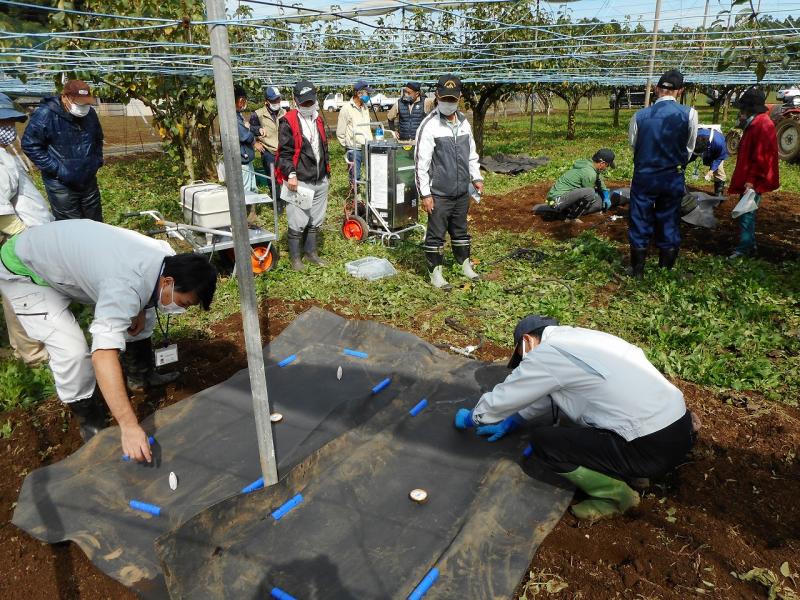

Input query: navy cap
[406,81,422,92]
[0,93,26,122]
[293,80,316,104]
[507,314,560,369]
[354,80,372,93]
[592,148,616,168]
[657,69,684,90]
[264,86,281,101]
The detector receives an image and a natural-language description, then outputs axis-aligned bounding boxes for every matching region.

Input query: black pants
[550,187,602,219]
[530,411,694,479]
[42,177,103,222]
[423,193,471,268]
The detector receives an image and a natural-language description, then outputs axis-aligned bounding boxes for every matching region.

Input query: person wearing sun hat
[0,92,53,366]
[453,314,696,521]
[21,79,104,221]
[727,86,779,258]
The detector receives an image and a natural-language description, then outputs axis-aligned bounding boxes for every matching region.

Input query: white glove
[704,170,714,182]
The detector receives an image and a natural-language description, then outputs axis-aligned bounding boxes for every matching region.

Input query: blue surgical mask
[360,94,370,105]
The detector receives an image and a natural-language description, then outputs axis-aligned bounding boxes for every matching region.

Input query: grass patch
[1,108,799,409]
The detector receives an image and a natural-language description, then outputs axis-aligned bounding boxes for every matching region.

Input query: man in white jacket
[454,315,696,521]
[0,93,53,365]
[415,74,483,290]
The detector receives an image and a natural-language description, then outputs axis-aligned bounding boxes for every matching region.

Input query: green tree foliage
[48,0,256,181]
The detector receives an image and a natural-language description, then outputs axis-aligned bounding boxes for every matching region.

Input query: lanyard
[155,311,171,347]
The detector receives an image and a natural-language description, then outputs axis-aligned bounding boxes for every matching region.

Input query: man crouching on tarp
[454,315,698,521]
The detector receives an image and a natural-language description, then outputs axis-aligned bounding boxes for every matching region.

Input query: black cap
[657,69,684,90]
[733,86,768,114]
[233,84,248,101]
[406,81,421,92]
[293,80,317,104]
[436,74,462,98]
[592,148,616,168]
[507,314,560,369]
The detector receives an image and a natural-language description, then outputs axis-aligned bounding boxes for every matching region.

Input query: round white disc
[270,412,283,423]
[169,471,178,491]
[337,365,343,380]
[409,488,428,503]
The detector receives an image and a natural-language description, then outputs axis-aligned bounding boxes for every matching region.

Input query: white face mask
[520,337,529,361]
[68,102,91,118]
[298,102,317,119]
[158,281,187,315]
[269,102,282,111]
[0,124,16,145]
[438,100,458,116]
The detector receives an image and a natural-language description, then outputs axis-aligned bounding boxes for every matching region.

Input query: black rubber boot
[627,246,647,279]
[288,229,305,271]
[121,338,180,392]
[67,390,109,441]
[713,180,725,197]
[304,226,327,266]
[658,247,679,269]
[453,242,480,281]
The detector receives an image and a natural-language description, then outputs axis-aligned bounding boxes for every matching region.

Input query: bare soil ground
[1,181,798,599]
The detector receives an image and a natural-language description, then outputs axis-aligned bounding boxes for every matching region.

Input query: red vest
[275,110,330,184]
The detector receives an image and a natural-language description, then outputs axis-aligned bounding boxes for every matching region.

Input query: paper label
[396,183,405,204]
[370,154,388,209]
[280,184,314,210]
[154,344,179,366]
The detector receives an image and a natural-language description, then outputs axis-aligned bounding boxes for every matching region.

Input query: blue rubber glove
[601,189,611,210]
[476,413,525,442]
[454,408,475,429]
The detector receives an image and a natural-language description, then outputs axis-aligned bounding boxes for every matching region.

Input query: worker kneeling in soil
[454,315,696,521]
[542,149,616,219]
[0,219,217,462]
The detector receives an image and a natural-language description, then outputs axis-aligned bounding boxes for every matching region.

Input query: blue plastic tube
[408,568,439,600]
[409,399,428,417]
[371,377,391,395]
[270,588,297,600]
[343,348,368,359]
[522,443,534,458]
[241,477,265,494]
[129,500,161,516]
[272,494,303,521]
[278,354,297,367]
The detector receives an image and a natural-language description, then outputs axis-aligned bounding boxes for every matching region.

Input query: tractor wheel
[726,129,742,155]
[777,119,800,162]
[341,215,368,241]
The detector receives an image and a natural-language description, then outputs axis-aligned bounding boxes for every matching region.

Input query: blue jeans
[346,149,363,189]
[242,162,256,192]
[734,192,761,254]
[260,150,276,190]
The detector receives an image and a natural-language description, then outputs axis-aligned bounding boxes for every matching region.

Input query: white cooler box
[180,182,231,228]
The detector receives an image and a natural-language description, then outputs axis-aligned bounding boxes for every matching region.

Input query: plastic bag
[732,188,758,218]
[345,257,397,281]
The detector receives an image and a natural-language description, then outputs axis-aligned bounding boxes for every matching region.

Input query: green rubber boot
[560,466,641,521]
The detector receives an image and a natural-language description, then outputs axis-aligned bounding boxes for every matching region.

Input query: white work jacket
[336,99,373,150]
[14,220,174,352]
[472,326,686,441]
[0,147,53,227]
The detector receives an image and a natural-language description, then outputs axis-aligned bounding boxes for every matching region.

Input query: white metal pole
[643,0,663,107]
[205,0,278,487]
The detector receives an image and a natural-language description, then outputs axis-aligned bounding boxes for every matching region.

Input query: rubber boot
[713,180,725,197]
[67,390,109,441]
[453,242,480,281]
[430,265,452,290]
[303,226,327,266]
[560,466,641,521]
[627,246,647,279]
[658,247,679,270]
[288,229,305,271]
[121,338,180,392]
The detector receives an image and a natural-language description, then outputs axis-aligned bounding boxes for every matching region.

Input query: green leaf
[780,562,791,578]
[755,60,767,81]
